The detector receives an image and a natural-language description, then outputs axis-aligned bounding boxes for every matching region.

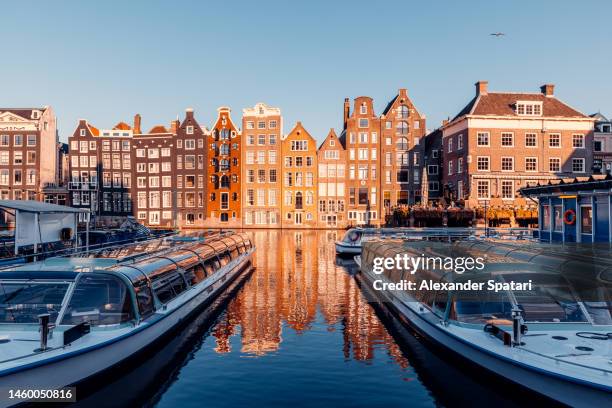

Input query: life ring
[563,209,576,225]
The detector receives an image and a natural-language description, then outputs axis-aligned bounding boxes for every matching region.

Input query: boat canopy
[362,240,612,325]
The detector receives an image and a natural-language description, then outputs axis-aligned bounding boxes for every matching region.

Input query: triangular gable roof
[318,128,344,151]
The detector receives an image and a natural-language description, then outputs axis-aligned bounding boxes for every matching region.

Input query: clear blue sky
[2,0,611,143]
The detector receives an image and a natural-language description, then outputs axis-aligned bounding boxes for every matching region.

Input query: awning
[0,200,89,214]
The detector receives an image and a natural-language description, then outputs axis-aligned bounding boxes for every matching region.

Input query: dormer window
[186,125,194,135]
[31,110,40,119]
[360,103,367,114]
[515,101,542,116]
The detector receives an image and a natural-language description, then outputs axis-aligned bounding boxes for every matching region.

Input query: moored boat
[358,239,612,407]
[0,232,254,406]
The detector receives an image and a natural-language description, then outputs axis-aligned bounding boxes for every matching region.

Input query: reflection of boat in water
[0,232,254,406]
[358,239,612,407]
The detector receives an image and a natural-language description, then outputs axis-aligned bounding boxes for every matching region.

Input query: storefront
[520,175,612,243]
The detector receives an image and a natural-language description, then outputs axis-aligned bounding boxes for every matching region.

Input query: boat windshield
[61,274,135,326]
[0,281,70,324]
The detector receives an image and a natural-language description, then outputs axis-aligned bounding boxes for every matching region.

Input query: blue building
[521,175,612,243]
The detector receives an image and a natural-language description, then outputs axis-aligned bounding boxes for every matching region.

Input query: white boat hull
[0,252,253,407]
[357,271,612,407]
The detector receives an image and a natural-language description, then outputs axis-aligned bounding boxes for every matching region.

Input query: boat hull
[357,271,612,408]
[335,241,361,255]
[0,251,253,407]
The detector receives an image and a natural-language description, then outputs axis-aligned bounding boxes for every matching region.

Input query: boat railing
[518,344,612,375]
[357,227,535,241]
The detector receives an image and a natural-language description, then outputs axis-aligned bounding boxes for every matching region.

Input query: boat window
[61,274,135,326]
[203,258,217,275]
[185,264,207,285]
[451,290,514,325]
[219,251,231,266]
[134,281,155,318]
[0,281,70,324]
[432,290,448,317]
[509,274,588,323]
[152,273,188,305]
[231,246,239,258]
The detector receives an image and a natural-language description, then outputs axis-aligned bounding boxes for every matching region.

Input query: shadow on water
[70,230,546,408]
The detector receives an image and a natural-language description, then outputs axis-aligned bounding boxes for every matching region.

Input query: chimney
[170,119,179,134]
[475,80,488,96]
[442,119,449,127]
[343,98,350,130]
[540,84,555,97]
[185,107,194,118]
[133,114,142,134]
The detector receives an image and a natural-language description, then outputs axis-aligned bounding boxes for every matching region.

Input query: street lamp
[483,199,490,238]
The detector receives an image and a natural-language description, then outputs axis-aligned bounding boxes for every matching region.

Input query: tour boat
[0,232,254,405]
[357,239,612,407]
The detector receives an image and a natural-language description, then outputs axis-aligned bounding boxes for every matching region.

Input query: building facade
[175,109,207,228]
[0,107,57,201]
[423,127,443,205]
[340,97,381,226]
[281,122,318,228]
[317,129,346,228]
[206,107,241,227]
[442,81,595,208]
[592,113,612,174]
[380,89,427,210]
[242,103,282,228]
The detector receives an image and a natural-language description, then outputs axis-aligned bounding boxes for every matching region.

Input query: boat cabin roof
[0,200,89,214]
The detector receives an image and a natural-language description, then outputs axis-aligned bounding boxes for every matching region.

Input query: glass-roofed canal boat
[0,232,254,402]
[357,239,612,406]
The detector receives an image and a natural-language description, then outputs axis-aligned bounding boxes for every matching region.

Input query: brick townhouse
[380,88,426,210]
[205,107,241,227]
[281,122,318,228]
[242,103,282,228]
[0,107,57,201]
[317,129,347,228]
[442,81,595,208]
[339,97,381,226]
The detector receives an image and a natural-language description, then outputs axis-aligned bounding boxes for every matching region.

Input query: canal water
[76,231,526,408]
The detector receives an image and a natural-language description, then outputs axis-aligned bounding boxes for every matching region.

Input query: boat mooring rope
[576,332,612,340]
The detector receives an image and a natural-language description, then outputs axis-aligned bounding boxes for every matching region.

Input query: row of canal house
[8,81,602,230]
[67,89,428,229]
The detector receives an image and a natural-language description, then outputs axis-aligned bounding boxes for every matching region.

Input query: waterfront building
[68,119,134,223]
[442,81,595,209]
[521,174,612,243]
[0,107,57,201]
[423,127,443,205]
[339,97,381,226]
[175,108,207,228]
[132,117,176,228]
[206,107,241,227]
[41,142,70,206]
[591,112,612,174]
[317,129,347,228]
[281,122,318,228]
[242,103,282,228]
[380,88,427,210]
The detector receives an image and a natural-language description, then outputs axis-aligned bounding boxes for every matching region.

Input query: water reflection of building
[211,230,408,369]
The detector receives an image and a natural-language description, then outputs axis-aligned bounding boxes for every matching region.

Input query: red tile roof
[113,122,131,130]
[148,125,168,134]
[453,93,587,120]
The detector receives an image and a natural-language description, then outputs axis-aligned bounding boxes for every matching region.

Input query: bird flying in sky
[490,32,506,37]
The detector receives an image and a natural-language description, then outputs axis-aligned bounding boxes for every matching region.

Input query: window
[185,139,195,150]
[396,137,408,150]
[1,135,9,146]
[432,150,438,159]
[14,169,22,185]
[501,180,514,199]
[396,121,409,135]
[13,152,22,165]
[186,125,194,134]
[477,132,489,146]
[247,135,255,145]
[515,101,542,116]
[358,118,369,128]
[501,157,514,171]
[572,134,584,148]
[525,133,537,147]
[572,158,585,173]
[581,205,592,234]
[501,132,513,146]
[269,134,277,145]
[457,134,463,150]
[258,134,266,145]
[148,148,159,158]
[428,181,439,192]
[269,150,277,164]
[549,157,561,172]
[427,165,438,175]
[553,206,563,232]
[448,160,453,175]
[290,140,308,151]
[549,133,560,147]
[594,141,602,152]
[477,156,489,171]
[525,157,538,172]
[27,134,36,146]
[457,157,463,173]
[269,120,277,129]
[257,121,266,129]
[358,188,368,205]
[0,151,8,165]
[477,180,490,199]
[447,138,453,153]
[360,104,367,114]
[246,121,254,130]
